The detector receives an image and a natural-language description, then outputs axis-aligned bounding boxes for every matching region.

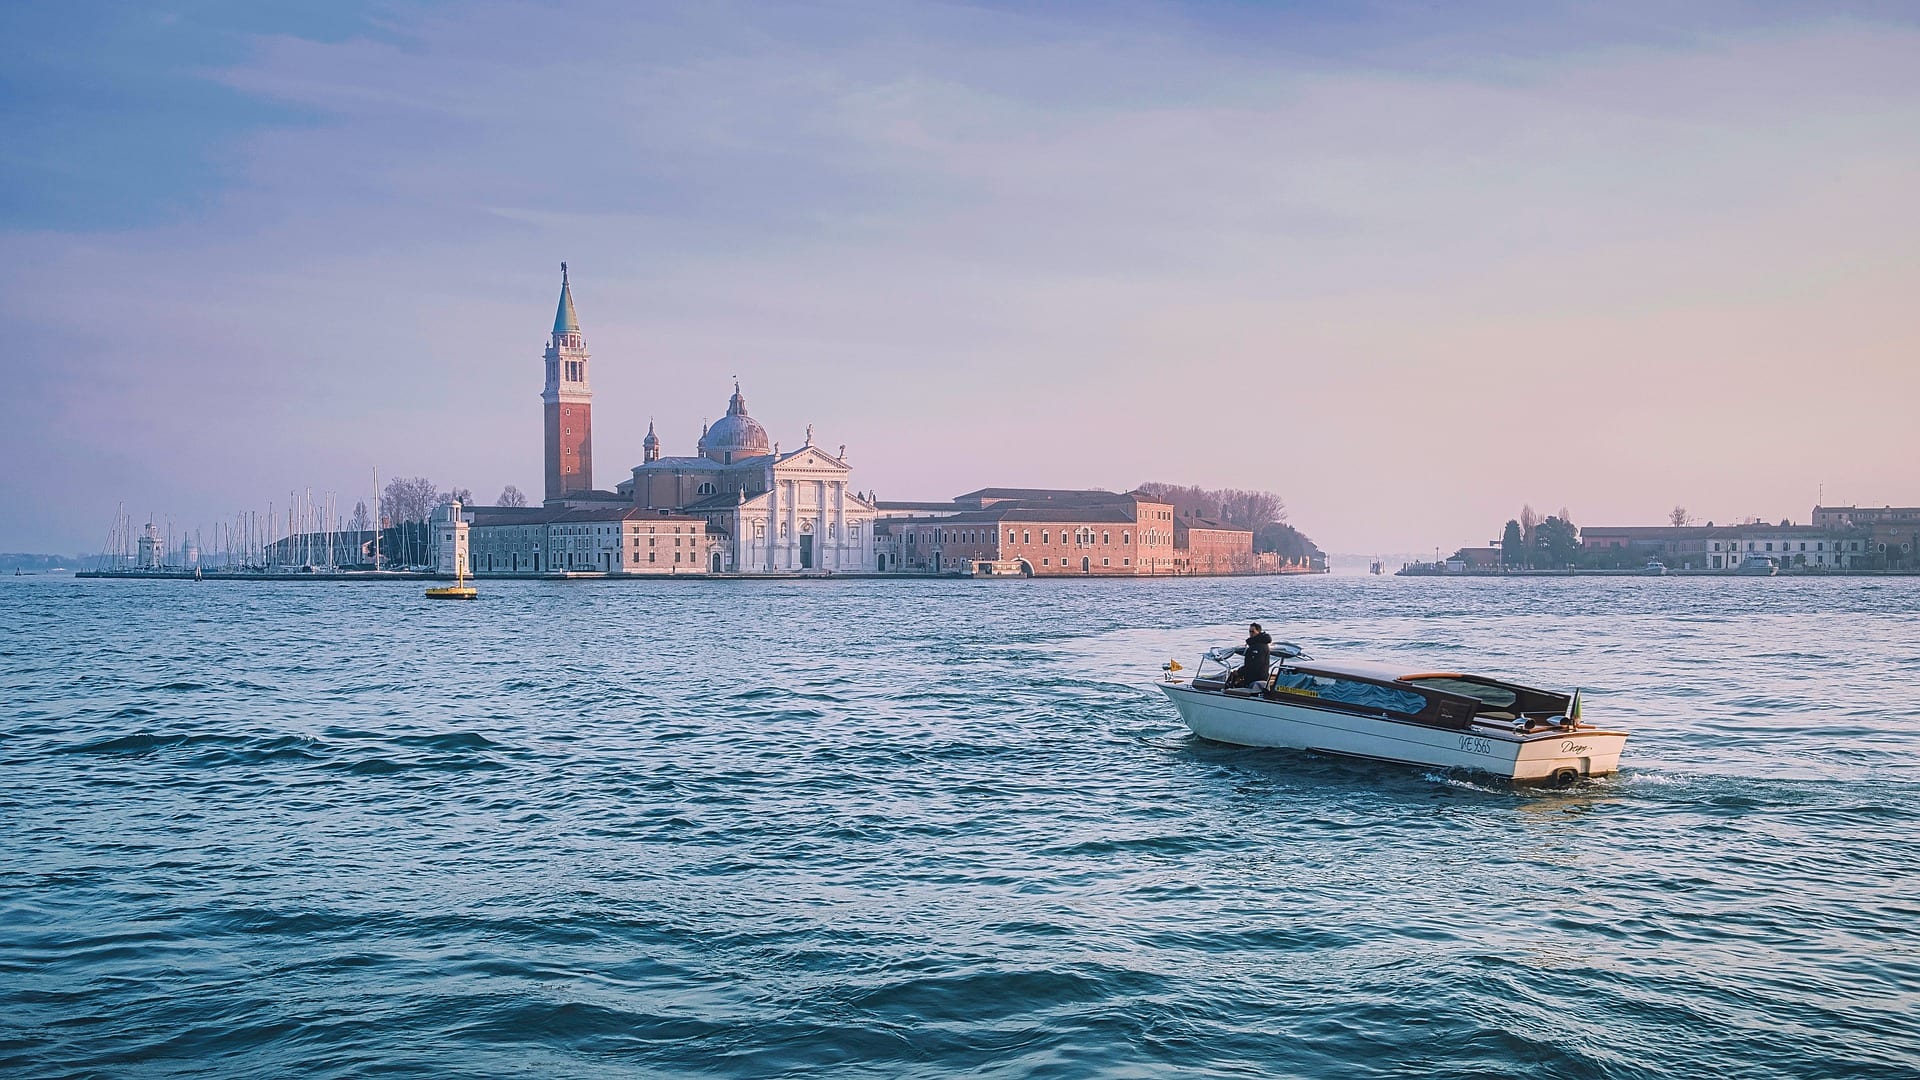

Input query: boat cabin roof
[1290,658,1559,704]
[1290,657,1431,683]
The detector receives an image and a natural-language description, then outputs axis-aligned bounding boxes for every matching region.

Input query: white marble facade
[727,446,874,572]
[618,383,877,573]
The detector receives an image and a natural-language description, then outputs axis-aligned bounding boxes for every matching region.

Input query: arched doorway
[1082,556,1091,573]
[710,551,722,574]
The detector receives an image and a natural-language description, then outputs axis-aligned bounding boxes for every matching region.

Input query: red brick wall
[545,401,593,501]
[1130,501,1178,574]
[891,500,1184,575]
[1179,527,1254,573]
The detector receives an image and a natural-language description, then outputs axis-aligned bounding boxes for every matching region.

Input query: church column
[764,483,778,572]
[834,482,847,568]
[785,481,798,570]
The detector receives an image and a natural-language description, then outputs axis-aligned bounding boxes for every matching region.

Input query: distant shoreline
[64,568,1328,583]
[1392,567,1920,578]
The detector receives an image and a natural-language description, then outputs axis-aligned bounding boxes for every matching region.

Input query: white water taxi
[1158,642,1626,783]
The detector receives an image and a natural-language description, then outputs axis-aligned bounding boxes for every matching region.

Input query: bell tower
[543,262,593,502]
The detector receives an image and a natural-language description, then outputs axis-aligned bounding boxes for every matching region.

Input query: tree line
[1497,504,1579,568]
[373,477,529,526]
[1136,482,1322,559]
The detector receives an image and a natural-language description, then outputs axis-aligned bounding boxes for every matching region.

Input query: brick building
[460,504,722,574]
[873,488,1264,576]
[1173,515,1255,574]
[1580,521,1872,570]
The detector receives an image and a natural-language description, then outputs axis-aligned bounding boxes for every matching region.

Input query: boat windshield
[1402,677,1517,709]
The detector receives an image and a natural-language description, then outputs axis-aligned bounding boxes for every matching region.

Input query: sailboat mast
[372,467,381,571]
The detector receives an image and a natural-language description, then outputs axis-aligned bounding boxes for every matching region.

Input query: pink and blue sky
[2,1,1916,555]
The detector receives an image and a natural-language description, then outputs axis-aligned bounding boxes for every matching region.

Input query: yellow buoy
[426,561,477,600]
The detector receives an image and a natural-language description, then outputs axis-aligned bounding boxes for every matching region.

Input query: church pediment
[774,445,854,474]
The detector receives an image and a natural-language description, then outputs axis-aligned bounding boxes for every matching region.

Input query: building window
[1123,532,1131,544]
[1103,558,1110,566]
[850,525,860,541]
[1123,558,1130,566]
[1023,531,1030,544]
[698,482,716,496]
[1042,558,1049,566]
[1042,532,1049,544]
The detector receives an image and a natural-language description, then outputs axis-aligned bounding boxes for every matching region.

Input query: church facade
[534,267,877,574]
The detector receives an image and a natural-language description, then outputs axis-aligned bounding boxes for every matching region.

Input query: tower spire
[553,262,580,335]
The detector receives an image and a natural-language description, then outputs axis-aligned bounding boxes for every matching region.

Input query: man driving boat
[1227,623,1272,690]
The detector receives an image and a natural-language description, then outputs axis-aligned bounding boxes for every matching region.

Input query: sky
[2,0,1917,556]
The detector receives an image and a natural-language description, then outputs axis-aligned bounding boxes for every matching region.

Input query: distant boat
[1642,559,1667,576]
[1735,556,1779,577]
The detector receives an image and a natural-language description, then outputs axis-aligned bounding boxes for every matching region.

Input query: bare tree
[1519,504,1541,549]
[1137,482,1285,530]
[1220,488,1286,531]
[1669,505,1691,528]
[380,476,438,524]
[498,485,528,508]
[348,500,371,534]
[437,487,474,506]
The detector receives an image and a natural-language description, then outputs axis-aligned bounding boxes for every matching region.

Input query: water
[2,574,1917,1078]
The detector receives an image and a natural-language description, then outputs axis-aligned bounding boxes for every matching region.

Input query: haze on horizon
[2,1,1916,557]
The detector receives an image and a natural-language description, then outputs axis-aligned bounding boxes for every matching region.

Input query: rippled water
[2,574,1917,1078]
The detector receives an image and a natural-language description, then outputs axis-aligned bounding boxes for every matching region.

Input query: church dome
[698,382,770,463]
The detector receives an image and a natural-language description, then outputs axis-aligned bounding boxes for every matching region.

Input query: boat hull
[1158,684,1626,782]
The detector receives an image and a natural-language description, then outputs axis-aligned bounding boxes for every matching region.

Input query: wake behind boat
[1158,641,1626,783]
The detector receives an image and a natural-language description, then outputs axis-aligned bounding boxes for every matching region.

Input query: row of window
[906,528,1136,546]
[750,521,858,540]
[552,523,696,536]
[1710,540,1863,553]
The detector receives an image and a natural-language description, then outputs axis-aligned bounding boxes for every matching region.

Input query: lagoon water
[2,574,1917,1078]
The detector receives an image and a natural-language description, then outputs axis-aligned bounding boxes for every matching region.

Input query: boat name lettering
[1458,736,1493,755]
[1560,741,1591,754]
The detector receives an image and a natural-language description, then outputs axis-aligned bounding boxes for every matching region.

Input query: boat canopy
[1270,671,1427,715]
